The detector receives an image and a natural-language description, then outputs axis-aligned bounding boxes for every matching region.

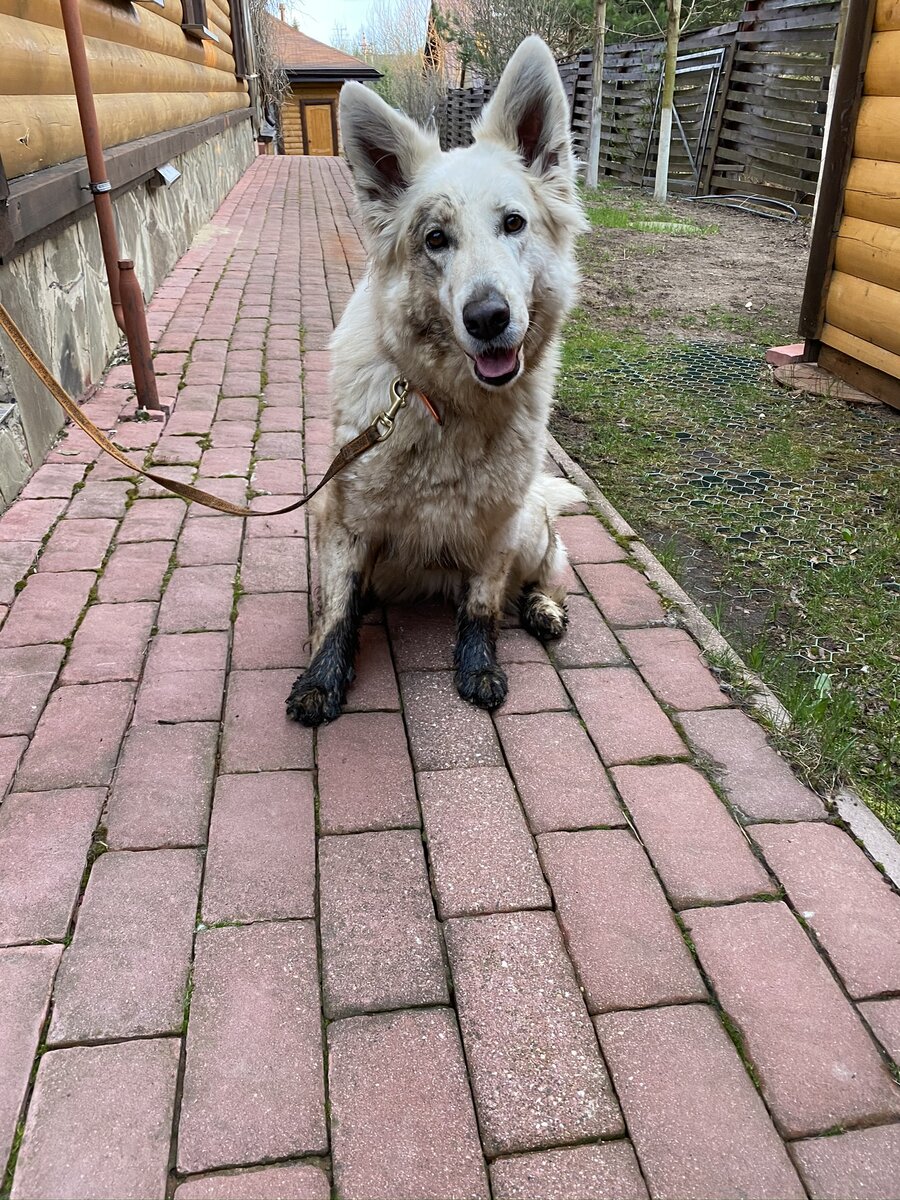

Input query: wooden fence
[438,0,842,214]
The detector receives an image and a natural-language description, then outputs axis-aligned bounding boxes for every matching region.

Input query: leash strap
[0,301,397,518]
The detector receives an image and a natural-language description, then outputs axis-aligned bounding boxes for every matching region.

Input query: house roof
[269,17,382,81]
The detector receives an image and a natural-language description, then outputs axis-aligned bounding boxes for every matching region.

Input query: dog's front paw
[456,665,508,711]
[286,674,343,726]
[520,589,568,641]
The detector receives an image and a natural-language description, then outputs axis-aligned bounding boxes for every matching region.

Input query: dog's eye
[425,229,448,251]
[503,213,526,234]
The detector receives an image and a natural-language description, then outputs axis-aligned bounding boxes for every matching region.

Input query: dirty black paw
[519,588,568,641]
[285,674,343,726]
[456,664,508,711]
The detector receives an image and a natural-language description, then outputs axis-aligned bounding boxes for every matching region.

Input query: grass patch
[582,185,717,238]
[554,311,900,834]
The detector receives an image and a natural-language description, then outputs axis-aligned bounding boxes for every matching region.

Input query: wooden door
[302,102,337,156]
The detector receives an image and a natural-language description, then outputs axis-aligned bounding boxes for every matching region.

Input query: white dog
[287,35,586,726]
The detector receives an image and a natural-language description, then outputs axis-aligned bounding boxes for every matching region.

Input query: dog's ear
[340,83,437,207]
[475,36,574,181]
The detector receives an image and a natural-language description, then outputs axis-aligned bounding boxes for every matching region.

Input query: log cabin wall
[281,83,342,156]
[0,0,250,179]
[817,0,900,395]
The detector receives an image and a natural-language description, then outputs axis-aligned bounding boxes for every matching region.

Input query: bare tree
[355,0,447,125]
[437,0,591,83]
[250,0,291,111]
[584,0,607,188]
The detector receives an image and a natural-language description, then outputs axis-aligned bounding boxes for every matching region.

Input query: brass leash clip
[375,377,409,441]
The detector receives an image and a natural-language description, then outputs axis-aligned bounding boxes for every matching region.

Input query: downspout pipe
[58,0,162,413]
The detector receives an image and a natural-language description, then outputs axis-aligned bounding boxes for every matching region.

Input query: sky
[278,0,372,45]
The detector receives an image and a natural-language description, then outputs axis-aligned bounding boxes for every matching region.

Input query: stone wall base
[0,116,254,511]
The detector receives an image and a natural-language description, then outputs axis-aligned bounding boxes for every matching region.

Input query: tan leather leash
[0,302,439,518]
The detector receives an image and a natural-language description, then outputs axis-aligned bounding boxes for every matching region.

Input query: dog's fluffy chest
[337,407,540,566]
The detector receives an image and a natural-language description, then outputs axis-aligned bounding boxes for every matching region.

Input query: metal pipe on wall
[58,0,162,413]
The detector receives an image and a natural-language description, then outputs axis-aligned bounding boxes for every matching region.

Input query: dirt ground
[579,191,811,342]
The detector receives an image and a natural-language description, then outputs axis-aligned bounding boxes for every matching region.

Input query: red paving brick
[231,591,309,670]
[0,569,94,647]
[388,604,456,671]
[158,564,235,632]
[343,624,401,711]
[60,601,156,684]
[0,735,26,794]
[118,498,186,543]
[685,902,900,1136]
[0,644,65,737]
[550,593,627,668]
[679,708,826,821]
[620,626,730,709]
[401,671,502,771]
[66,480,132,519]
[0,497,67,542]
[0,541,39,606]
[240,536,307,592]
[613,763,775,907]
[860,999,900,1063]
[328,1008,489,1200]
[178,922,327,1172]
[501,661,570,713]
[220,668,313,772]
[445,909,623,1155]
[318,711,417,833]
[98,539,173,602]
[177,515,244,566]
[11,1039,179,1200]
[577,562,667,626]
[540,829,705,1011]
[0,946,61,1166]
[753,821,900,998]
[497,710,624,831]
[319,830,447,1017]
[134,666,225,723]
[36,517,117,573]
[203,771,315,922]
[790,1125,900,1200]
[175,1164,331,1200]
[596,1004,805,1200]
[16,681,135,790]
[108,722,218,849]
[557,514,628,564]
[563,667,687,764]
[490,1142,648,1200]
[49,849,201,1042]
[418,766,550,918]
[0,788,104,944]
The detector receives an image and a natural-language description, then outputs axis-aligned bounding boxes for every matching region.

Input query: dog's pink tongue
[476,348,518,378]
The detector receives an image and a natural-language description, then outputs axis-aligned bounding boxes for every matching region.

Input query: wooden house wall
[281,83,341,156]
[820,0,900,380]
[1,0,249,180]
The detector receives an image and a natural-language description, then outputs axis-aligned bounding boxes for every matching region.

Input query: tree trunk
[653,0,681,203]
[584,0,607,190]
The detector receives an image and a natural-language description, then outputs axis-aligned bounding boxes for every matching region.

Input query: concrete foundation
[0,116,254,510]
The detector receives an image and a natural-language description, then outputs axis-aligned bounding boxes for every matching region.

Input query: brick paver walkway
[1,157,899,1200]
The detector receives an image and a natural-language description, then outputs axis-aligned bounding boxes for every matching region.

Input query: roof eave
[285,66,382,82]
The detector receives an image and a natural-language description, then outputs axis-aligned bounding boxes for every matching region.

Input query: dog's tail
[541,473,585,518]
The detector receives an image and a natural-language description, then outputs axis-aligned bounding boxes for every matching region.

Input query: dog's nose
[463,291,510,341]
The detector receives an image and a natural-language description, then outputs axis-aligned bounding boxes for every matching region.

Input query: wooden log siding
[1,0,248,178]
[437,0,840,211]
[817,0,900,384]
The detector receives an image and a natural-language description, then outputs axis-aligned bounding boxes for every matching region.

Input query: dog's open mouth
[473,345,522,387]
